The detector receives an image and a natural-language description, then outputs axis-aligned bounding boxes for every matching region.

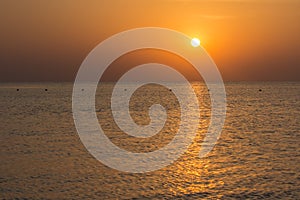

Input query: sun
[191,38,200,47]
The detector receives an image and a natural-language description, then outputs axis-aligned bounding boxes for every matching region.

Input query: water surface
[0,82,299,199]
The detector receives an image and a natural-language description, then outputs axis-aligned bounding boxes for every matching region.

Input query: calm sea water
[0,82,299,199]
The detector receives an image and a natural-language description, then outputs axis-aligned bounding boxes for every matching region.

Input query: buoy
[45,89,48,91]
[81,89,84,91]
[16,89,19,91]
[259,89,262,92]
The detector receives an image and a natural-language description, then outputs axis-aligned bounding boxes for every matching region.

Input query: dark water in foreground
[0,82,299,199]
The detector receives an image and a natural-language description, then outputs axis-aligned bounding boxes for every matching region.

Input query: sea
[0,82,299,199]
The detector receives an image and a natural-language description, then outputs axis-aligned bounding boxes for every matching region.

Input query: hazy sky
[0,0,299,82]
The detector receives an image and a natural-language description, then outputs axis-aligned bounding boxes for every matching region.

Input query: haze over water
[0,82,299,199]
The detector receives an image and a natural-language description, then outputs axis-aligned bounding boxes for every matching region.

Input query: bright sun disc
[191,38,200,47]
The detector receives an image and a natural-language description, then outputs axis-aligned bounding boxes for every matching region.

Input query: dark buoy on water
[81,89,84,91]
[258,89,262,92]
[169,89,172,92]
[45,89,48,91]
[124,89,127,91]
[16,89,19,91]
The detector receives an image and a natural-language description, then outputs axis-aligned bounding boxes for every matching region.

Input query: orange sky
[0,0,299,81]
